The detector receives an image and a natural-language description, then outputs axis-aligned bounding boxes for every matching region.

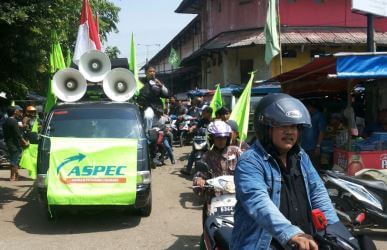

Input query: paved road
[0,145,386,249]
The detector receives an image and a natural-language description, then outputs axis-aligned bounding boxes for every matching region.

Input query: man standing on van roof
[137,65,169,130]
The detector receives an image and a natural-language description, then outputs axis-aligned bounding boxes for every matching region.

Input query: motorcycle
[192,127,208,169]
[0,139,9,168]
[321,170,387,229]
[176,114,194,147]
[196,166,376,250]
[193,162,236,250]
[304,209,375,250]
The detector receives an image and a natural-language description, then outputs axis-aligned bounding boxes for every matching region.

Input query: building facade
[148,0,387,93]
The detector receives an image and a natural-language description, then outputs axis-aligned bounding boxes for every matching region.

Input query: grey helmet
[253,93,311,144]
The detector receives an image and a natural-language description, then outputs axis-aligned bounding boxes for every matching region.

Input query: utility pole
[137,43,161,65]
[367,14,375,52]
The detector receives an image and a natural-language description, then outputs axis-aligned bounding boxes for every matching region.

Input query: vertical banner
[47,138,138,205]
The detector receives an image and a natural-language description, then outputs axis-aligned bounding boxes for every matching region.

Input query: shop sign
[352,0,387,17]
[381,154,387,169]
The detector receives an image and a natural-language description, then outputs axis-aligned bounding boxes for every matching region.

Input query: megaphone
[52,68,87,102]
[79,50,111,82]
[102,68,137,102]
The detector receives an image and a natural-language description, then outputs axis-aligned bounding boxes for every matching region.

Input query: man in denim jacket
[232,94,339,250]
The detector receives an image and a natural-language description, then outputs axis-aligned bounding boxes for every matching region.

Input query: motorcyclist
[180,107,213,176]
[232,93,344,250]
[226,119,249,151]
[193,120,241,188]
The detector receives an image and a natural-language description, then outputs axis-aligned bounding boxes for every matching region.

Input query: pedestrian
[2,106,29,181]
[301,100,326,168]
[232,93,345,250]
[362,109,387,138]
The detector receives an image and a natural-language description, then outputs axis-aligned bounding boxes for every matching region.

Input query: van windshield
[47,108,141,139]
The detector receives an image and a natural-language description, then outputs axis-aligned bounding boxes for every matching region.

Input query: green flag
[130,32,144,92]
[230,71,255,141]
[264,0,280,65]
[168,47,181,68]
[210,84,223,118]
[44,31,66,113]
[31,118,38,133]
[19,119,39,179]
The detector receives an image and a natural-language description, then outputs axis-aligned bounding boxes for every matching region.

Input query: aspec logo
[56,153,127,184]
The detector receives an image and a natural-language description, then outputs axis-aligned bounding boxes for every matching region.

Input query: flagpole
[277,0,283,74]
[171,65,174,95]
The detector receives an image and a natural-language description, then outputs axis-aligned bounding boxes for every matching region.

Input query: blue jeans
[185,150,195,172]
[162,138,174,162]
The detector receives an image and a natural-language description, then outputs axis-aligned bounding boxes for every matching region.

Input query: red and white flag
[73,0,102,64]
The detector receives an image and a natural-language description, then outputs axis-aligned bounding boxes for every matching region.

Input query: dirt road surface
[0,145,386,249]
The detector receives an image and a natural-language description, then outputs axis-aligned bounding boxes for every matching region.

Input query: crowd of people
[1,104,38,181]
[3,65,384,249]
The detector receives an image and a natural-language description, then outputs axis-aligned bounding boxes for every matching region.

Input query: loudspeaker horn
[102,68,137,102]
[79,50,111,82]
[52,68,87,102]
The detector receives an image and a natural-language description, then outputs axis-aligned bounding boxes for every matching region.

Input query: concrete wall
[202,46,271,89]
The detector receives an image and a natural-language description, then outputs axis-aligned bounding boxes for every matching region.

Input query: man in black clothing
[137,65,169,131]
[3,106,29,181]
[180,106,213,175]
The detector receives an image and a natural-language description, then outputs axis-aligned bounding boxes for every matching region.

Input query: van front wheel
[138,193,152,217]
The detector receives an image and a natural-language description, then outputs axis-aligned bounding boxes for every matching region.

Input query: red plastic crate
[333,148,387,176]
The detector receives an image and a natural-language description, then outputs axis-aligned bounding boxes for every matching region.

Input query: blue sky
[104,0,196,68]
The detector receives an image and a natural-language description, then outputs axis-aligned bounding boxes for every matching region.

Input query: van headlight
[137,171,151,185]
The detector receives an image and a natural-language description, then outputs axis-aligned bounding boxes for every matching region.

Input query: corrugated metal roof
[205,28,387,48]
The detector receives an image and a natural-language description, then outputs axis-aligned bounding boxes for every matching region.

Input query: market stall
[274,52,387,175]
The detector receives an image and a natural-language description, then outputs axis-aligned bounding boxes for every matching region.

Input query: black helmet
[254,93,311,143]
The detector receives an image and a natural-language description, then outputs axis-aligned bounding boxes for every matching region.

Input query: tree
[0,0,120,99]
[104,46,121,59]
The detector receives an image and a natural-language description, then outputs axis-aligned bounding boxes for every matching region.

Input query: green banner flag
[47,137,138,205]
[45,31,66,113]
[19,144,38,180]
[230,71,255,142]
[168,47,181,68]
[130,32,144,92]
[210,84,223,118]
[19,119,39,179]
[264,0,280,65]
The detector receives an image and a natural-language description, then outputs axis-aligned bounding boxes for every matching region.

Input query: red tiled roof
[203,27,387,49]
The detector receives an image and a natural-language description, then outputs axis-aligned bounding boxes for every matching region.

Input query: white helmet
[207,120,232,138]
